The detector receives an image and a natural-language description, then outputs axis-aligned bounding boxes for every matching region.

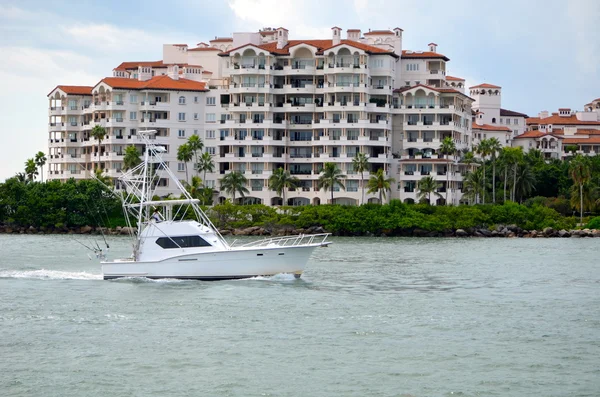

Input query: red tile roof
[48,85,93,97]
[472,122,511,132]
[221,39,397,57]
[563,137,600,144]
[347,29,361,32]
[364,30,394,36]
[575,129,600,135]
[331,26,341,30]
[526,114,600,126]
[188,47,221,52]
[428,42,438,46]
[446,76,464,81]
[401,50,449,61]
[96,76,207,92]
[514,130,564,139]
[210,37,233,42]
[114,61,167,71]
[470,83,501,89]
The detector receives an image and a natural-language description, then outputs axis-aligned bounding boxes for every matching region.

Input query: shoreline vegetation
[3,148,600,238]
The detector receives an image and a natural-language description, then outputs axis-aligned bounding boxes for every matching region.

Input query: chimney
[428,42,438,52]
[331,26,342,46]
[276,27,288,49]
[476,112,484,126]
[539,110,549,119]
[393,27,403,55]
[346,29,361,41]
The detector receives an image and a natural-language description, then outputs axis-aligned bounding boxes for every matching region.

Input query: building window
[130,95,137,104]
[206,97,216,105]
[514,118,518,124]
[206,130,215,139]
[405,81,410,86]
[193,129,198,135]
[492,118,496,123]
[194,113,198,120]
[499,118,503,124]
[179,96,186,104]
[206,147,216,155]
[178,113,186,121]
[506,119,511,125]
[178,129,185,138]
[406,63,419,71]
[194,96,199,103]
[177,163,185,171]
[206,113,216,122]
[129,111,136,120]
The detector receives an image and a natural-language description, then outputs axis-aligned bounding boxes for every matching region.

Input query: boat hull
[101,244,321,280]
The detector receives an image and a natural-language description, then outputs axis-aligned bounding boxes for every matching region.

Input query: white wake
[0,269,102,280]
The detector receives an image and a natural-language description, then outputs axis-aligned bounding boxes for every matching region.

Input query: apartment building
[48,25,529,205]
[47,68,209,195]
[513,102,600,159]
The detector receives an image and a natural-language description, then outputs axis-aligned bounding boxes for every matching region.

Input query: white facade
[48,25,532,205]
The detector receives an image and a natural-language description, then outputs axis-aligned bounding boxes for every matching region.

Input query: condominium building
[47,25,531,205]
[513,102,600,159]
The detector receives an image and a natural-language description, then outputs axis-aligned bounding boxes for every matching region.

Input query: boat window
[155,235,212,249]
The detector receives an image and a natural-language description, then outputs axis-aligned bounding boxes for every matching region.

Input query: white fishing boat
[100,130,330,280]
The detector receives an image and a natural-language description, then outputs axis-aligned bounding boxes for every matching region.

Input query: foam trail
[0,269,102,280]
[250,273,299,282]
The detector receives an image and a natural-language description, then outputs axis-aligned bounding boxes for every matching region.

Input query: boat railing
[233,233,330,248]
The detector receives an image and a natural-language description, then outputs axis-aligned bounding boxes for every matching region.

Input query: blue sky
[0,0,598,181]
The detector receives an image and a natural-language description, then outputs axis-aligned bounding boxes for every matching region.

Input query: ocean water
[0,234,598,397]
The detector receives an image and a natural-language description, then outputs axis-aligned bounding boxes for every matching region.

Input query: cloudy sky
[0,0,598,181]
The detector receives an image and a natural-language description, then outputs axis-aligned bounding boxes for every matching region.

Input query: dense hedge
[0,178,580,233]
[207,200,578,234]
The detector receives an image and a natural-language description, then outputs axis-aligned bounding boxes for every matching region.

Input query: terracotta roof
[364,30,394,36]
[563,137,600,144]
[514,130,563,139]
[347,29,361,32]
[48,85,93,97]
[331,26,341,30]
[428,42,438,46]
[575,129,600,135]
[526,114,600,126]
[96,76,207,92]
[221,39,397,57]
[470,83,501,89]
[210,37,233,42]
[401,50,449,61]
[188,47,221,52]
[276,27,288,31]
[558,108,571,111]
[446,76,464,81]
[114,61,166,71]
[472,122,511,132]
[500,108,528,118]
[172,44,187,47]
[393,27,403,31]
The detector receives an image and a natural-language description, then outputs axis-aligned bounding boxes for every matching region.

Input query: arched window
[492,117,496,123]
[179,96,186,104]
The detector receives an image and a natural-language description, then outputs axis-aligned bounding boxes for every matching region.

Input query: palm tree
[220,171,249,202]
[197,151,215,184]
[187,135,204,176]
[185,176,203,199]
[514,162,536,202]
[487,138,502,203]
[14,172,27,183]
[318,162,346,204]
[94,168,112,186]
[34,151,47,182]
[24,158,38,181]
[417,175,443,204]
[463,168,485,205]
[508,147,524,202]
[352,153,369,204]
[177,143,193,183]
[90,125,106,171]
[569,155,591,224]
[268,167,300,205]
[570,182,596,217]
[123,145,141,171]
[439,137,456,205]
[366,169,395,204]
[476,139,491,204]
